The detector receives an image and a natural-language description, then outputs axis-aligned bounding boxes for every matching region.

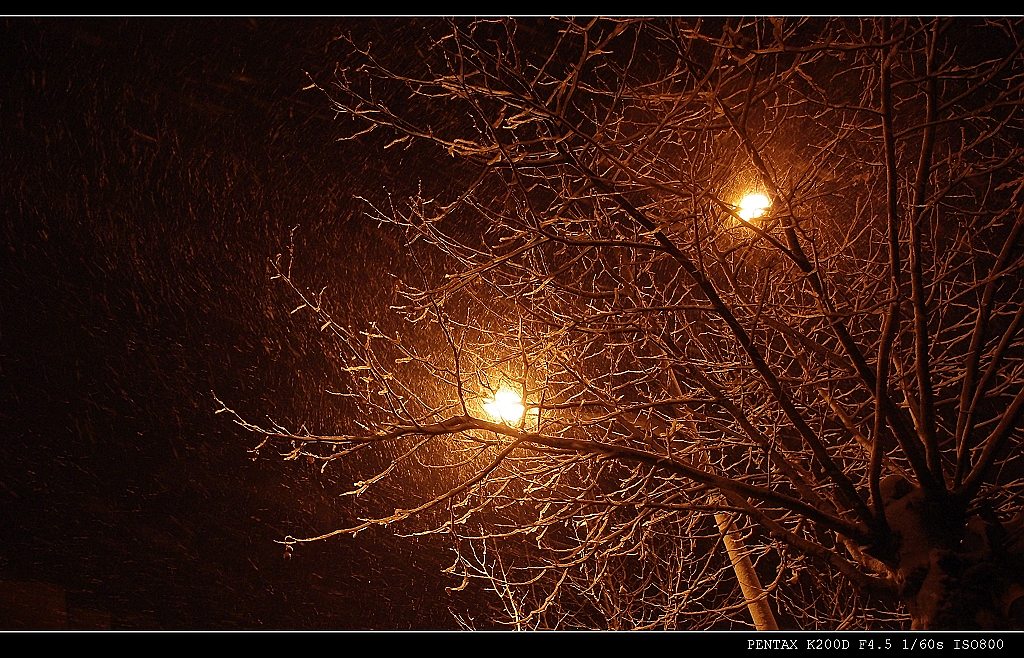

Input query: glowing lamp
[483,388,525,425]
[737,192,771,222]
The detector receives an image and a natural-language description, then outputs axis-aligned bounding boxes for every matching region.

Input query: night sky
[1,18,471,629]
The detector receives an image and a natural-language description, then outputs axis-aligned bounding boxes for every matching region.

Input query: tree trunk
[883,479,1024,629]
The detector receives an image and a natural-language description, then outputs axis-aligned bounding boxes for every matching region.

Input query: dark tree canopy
[220,17,1024,629]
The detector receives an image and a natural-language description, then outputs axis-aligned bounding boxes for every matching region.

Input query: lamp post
[481,380,779,629]
[669,363,779,630]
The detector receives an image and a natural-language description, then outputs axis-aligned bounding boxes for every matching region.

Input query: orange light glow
[737,192,771,222]
[483,388,525,425]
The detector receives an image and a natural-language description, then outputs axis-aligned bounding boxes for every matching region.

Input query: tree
[218,17,1024,629]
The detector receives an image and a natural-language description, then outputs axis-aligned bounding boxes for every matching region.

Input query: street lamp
[737,192,771,222]
[483,387,525,425]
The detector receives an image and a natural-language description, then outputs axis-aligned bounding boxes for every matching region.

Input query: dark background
[1,17,468,629]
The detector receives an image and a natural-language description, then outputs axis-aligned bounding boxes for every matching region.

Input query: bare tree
[219,17,1024,629]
